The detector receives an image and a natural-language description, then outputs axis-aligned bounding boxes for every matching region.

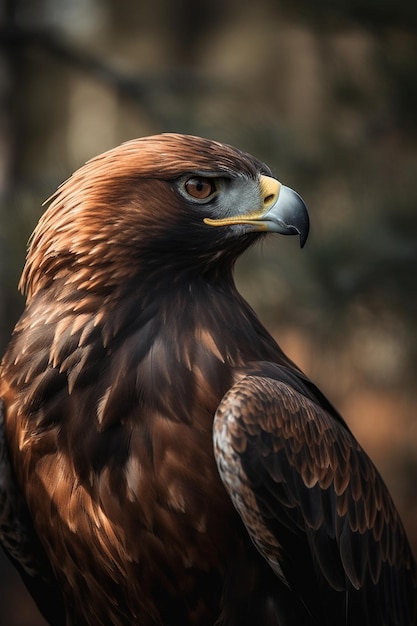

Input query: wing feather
[213,365,417,625]
[0,400,65,625]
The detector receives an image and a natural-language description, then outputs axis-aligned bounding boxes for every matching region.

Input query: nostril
[264,194,276,206]
[260,175,280,210]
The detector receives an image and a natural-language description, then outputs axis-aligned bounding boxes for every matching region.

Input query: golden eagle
[0,134,415,625]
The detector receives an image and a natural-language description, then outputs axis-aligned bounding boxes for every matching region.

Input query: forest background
[1,0,417,622]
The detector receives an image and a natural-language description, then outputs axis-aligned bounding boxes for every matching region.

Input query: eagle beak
[259,176,310,248]
[204,175,310,248]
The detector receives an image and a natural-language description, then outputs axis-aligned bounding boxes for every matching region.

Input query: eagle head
[20,133,309,301]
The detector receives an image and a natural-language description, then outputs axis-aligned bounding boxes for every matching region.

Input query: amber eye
[183,176,217,200]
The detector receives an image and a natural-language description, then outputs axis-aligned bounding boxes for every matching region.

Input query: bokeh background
[1,0,417,623]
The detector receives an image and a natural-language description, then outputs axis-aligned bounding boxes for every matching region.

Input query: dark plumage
[0,133,415,625]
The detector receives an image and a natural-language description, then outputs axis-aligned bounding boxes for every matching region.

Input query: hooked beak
[203,175,310,248]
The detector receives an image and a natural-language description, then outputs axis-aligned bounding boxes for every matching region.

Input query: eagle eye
[182,176,217,202]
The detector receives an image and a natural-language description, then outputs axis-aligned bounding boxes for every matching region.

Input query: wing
[0,399,65,625]
[213,364,417,626]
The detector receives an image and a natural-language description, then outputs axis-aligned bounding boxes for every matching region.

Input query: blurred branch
[0,23,214,127]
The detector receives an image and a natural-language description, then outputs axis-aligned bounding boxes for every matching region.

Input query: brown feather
[214,371,417,622]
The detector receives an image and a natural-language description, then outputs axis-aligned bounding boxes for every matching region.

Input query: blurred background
[0,0,416,622]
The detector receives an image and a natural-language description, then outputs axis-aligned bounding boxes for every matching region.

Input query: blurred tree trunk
[0,0,21,355]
